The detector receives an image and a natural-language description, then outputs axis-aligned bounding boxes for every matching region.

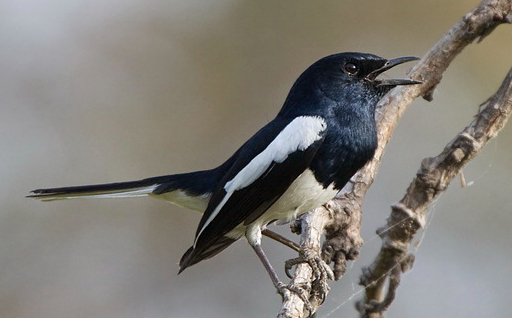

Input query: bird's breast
[311,117,377,188]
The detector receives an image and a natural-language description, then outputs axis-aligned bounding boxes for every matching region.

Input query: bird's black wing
[179,116,326,271]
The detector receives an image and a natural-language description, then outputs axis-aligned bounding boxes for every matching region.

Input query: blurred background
[2,0,512,317]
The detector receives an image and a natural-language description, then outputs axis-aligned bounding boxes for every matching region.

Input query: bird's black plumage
[28,52,420,291]
[179,53,420,271]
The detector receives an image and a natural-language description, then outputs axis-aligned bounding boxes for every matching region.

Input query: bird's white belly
[227,169,337,242]
[263,169,336,223]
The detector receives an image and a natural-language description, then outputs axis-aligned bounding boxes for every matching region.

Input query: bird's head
[279,52,420,117]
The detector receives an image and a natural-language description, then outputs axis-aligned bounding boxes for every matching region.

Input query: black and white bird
[29,52,420,293]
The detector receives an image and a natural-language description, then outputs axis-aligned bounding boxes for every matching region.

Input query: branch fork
[278,1,512,317]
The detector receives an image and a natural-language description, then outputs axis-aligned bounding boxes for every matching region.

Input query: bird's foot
[285,247,334,283]
[276,282,312,314]
[285,248,333,305]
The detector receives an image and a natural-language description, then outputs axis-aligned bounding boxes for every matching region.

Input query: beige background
[2,0,512,317]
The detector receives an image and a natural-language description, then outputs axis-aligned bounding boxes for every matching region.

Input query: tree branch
[278,0,512,317]
[357,59,512,318]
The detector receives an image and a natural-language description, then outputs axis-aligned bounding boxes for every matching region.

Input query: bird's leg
[251,244,312,313]
[261,229,301,252]
[285,247,334,291]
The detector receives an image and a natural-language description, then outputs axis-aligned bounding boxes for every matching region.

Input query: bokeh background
[2,0,512,317]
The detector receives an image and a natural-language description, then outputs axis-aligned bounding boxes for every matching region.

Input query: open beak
[366,56,422,86]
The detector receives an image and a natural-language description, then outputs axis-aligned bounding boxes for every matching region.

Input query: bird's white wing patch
[195,116,326,244]
[224,116,326,192]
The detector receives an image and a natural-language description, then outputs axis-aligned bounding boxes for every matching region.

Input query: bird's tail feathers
[28,170,217,210]
[27,179,163,202]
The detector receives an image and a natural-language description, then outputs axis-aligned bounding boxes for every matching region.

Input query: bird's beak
[366,56,422,86]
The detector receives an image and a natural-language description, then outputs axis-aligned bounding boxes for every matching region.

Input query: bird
[28,52,420,296]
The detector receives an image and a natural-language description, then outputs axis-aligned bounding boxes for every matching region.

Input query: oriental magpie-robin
[29,52,420,294]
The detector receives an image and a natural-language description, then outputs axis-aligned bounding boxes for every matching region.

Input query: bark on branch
[279,0,512,317]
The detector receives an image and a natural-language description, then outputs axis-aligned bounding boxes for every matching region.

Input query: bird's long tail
[27,170,217,207]
[28,179,162,201]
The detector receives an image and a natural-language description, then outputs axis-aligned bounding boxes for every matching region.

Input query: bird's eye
[344,63,358,75]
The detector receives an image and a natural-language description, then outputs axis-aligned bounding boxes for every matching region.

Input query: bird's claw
[285,247,334,282]
[276,282,313,314]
